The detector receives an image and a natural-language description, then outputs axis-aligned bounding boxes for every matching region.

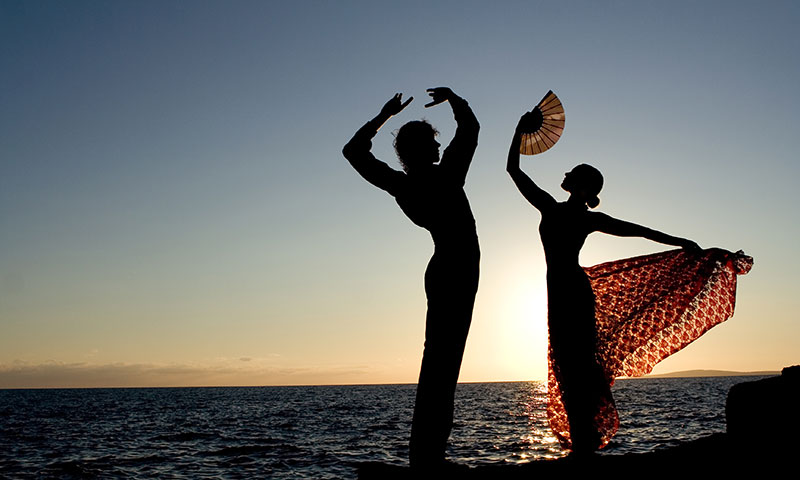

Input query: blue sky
[1,1,798,387]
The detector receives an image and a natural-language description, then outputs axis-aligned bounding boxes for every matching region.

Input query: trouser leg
[409,302,471,467]
[410,279,477,466]
[409,250,478,468]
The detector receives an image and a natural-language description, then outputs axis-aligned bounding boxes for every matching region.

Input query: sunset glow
[1,1,798,388]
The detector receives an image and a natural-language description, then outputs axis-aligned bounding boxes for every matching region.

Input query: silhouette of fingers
[426,87,451,94]
[424,97,445,108]
[382,93,413,116]
[425,87,449,108]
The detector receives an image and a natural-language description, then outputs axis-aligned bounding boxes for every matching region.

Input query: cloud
[0,361,384,388]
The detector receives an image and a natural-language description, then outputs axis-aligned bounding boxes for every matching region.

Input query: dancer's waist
[431,228,479,249]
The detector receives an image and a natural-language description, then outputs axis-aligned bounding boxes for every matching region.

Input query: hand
[680,239,702,251]
[515,111,536,133]
[425,87,455,108]
[380,93,413,117]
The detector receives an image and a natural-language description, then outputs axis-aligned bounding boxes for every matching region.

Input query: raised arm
[506,112,556,212]
[592,212,701,249]
[342,93,412,194]
[426,87,479,185]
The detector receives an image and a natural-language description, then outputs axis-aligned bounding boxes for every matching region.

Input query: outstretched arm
[342,93,412,194]
[427,87,479,185]
[593,212,701,249]
[506,112,556,212]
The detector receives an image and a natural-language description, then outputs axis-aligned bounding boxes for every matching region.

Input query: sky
[1,0,798,388]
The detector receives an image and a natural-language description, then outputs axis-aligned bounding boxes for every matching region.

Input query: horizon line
[0,369,782,390]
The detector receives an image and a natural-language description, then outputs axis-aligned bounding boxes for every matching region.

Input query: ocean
[0,376,765,479]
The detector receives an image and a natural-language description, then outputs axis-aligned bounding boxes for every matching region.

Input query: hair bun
[587,196,600,209]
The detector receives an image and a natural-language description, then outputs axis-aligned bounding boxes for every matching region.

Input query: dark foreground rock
[358,433,787,478]
[727,365,799,446]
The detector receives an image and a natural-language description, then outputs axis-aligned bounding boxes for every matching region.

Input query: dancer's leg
[409,253,477,468]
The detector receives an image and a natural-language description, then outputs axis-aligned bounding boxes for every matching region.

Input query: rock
[357,432,794,478]
[726,365,800,453]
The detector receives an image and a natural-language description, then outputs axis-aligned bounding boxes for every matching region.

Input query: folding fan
[519,90,565,155]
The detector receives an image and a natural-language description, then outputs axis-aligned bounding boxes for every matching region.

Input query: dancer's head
[562,164,603,208]
[393,120,440,172]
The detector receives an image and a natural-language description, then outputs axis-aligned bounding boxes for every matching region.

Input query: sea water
[0,376,766,479]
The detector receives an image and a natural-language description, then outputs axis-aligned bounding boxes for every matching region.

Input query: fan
[519,90,565,155]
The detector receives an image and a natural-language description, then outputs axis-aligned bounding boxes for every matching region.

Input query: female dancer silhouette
[506,111,700,454]
[343,88,480,468]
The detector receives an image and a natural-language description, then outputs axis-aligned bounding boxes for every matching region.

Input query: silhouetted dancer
[506,112,700,455]
[343,88,480,468]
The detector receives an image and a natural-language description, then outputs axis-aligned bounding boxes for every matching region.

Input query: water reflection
[0,377,759,478]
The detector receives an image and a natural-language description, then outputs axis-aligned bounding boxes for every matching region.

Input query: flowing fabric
[546,248,753,449]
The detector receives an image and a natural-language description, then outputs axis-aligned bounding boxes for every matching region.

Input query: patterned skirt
[546,248,753,450]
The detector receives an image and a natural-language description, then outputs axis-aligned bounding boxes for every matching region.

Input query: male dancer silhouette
[343,87,479,468]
